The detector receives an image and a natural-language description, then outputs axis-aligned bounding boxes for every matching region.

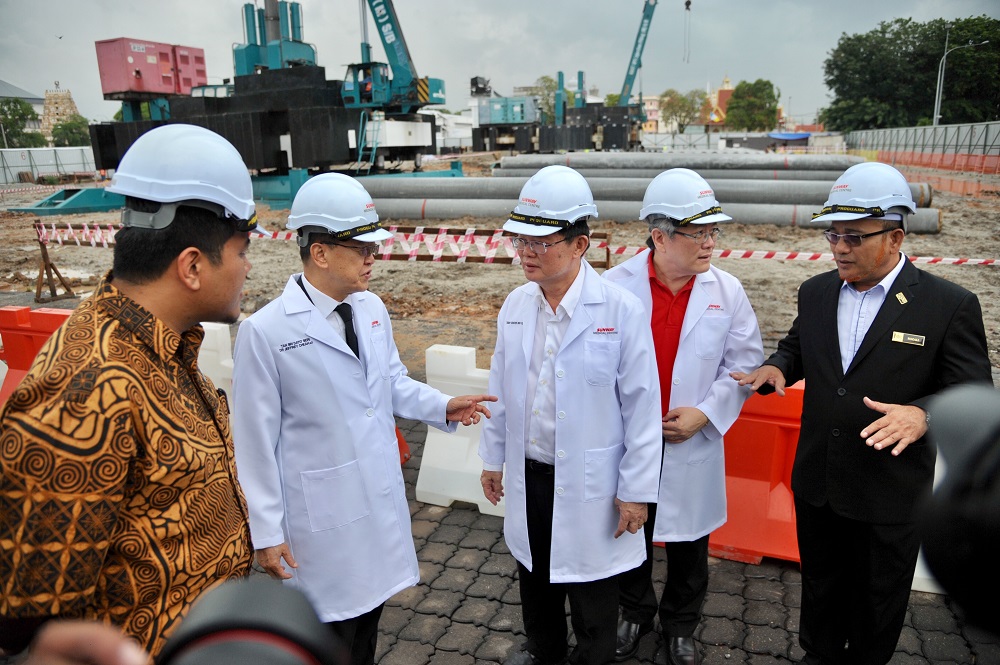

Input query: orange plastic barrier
[0,306,73,406]
[707,381,805,565]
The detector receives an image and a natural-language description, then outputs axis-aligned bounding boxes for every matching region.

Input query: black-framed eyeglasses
[822,228,893,247]
[324,242,381,258]
[673,227,722,243]
[510,237,569,254]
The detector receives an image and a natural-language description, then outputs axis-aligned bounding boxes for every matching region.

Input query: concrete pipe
[492,168,854,182]
[497,152,865,171]
[361,177,932,208]
[372,198,941,234]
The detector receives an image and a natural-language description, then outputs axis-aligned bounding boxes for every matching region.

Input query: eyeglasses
[822,228,893,247]
[325,242,381,258]
[673,227,722,243]
[510,237,569,254]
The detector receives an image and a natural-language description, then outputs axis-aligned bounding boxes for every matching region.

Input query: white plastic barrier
[198,322,234,398]
[416,344,504,516]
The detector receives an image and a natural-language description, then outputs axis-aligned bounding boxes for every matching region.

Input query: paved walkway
[388,418,1000,665]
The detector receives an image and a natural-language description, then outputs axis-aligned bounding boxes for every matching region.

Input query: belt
[525,458,555,475]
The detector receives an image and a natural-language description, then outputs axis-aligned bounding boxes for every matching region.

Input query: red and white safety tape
[33,222,999,266]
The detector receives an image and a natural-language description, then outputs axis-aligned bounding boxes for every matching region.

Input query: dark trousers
[795,498,920,665]
[519,461,620,665]
[617,502,710,637]
[326,602,384,665]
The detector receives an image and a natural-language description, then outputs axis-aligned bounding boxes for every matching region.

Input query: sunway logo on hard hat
[520,197,539,208]
[832,184,851,192]
[365,202,376,211]
[698,189,713,198]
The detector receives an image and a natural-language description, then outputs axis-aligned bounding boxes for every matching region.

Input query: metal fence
[847,122,1000,174]
[0,147,97,185]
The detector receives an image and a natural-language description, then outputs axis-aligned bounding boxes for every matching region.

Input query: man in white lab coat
[603,169,763,665]
[479,166,663,665]
[232,173,495,665]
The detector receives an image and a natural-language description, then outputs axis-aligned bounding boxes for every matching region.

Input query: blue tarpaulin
[768,132,811,141]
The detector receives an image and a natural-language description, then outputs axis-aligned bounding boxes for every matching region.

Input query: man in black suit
[732,162,992,665]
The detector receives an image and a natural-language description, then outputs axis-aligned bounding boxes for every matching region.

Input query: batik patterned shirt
[0,274,252,656]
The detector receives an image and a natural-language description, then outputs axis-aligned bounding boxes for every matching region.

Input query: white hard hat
[640,168,732,225]
[811,162,916,232]
[286,173,392,245]
[107,124,259,231]
[504,165,598,237]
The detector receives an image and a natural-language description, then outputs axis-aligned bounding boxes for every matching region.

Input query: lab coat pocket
[584,443,624,501]
[584,340,621,386]
[695,316,731,360]
[369,331,391,378]
[300,462,371,532]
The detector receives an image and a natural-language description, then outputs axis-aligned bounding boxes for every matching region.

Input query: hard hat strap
[812,204,886,220]
[674,205,724,226]
[507,211,573,230]
[121,199,256,231]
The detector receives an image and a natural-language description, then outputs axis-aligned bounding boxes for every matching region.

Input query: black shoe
[614,618,654,662]
[656,635,699,665]
[502,648,566,665]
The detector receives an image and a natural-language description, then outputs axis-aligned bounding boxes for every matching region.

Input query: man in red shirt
[604,169,763,665]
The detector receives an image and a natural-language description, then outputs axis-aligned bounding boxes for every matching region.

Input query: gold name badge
[895,292,908,305]
[892,331,925,346]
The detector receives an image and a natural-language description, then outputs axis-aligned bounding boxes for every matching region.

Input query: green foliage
[821,16,1000,130]
[659,88,708,134]
[605,93,621,106]
[52,114,92,147]
[0,98,46,148]
[526,76,575,125]
[725,79,780,131]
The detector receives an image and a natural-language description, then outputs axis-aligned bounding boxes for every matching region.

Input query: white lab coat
[603,250,763,541]
[479,261,662,583]
[232,275,454,622]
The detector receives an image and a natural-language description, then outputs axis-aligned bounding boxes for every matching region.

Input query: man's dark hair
[298,230,340,262]
[113,197,241,284]
[561,217,591,247]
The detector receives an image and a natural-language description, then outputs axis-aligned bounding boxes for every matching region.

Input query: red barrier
[0,306,73,406]
[707,381,805,565]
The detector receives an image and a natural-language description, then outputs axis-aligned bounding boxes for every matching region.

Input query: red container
[96,37,207,98]
[707,381,805,564]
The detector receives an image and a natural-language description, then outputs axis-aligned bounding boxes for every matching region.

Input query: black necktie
[335,303,360,358]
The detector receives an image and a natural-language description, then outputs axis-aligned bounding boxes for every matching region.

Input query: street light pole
[933,28,990,126]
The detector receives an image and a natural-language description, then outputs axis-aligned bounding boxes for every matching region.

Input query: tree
[659,88,708,134]
[724,79,780,131]
[525,76,575,125]
[0,98,47,148]
[820,16,1000,131]
[52,114,92,147]
[605,93,621,106]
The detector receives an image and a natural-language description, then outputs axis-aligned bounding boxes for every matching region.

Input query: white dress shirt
[837,252,907,373]
[300,275,364,370]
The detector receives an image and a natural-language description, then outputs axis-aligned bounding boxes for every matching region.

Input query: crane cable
[683,0,692,63]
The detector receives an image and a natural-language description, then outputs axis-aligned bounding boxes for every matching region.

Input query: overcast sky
[3,0,997,125]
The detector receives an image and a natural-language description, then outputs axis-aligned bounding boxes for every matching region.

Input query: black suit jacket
[762,259,992,524]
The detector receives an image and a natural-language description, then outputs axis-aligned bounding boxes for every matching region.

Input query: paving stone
[420,542,458,564]
[700,616,744,646]
[887,653,930,665]
[702,592,745,620]
[432,567,478,593]
[785,607,799,634]
[380,639,434,665]
[442,508,482,527]
[908,591,942,606]
[375,632,397,663]
[476,633,521,663]
[403,467,419,486]
[420,561,445,585]
[466,573,513,601]
[452,598,501,626]
[910,604,960,633]
[436,622,490,655]
[447,548,491,571]
[488,603,525,635]
[414,504,452,521]
[788,636,805,662]
[429,652,476,665]
[746,655,792,665]
[746,561,786,580]
[471,514,505,531]
[744,578,785,604]
[386,584,429,610]
[380,605,415,635]
[780,568,801,585]
[479,551,518,577]
[399,613,451,645]
[964,623,1000,645]
[702,644,748,664]
[896,625,923,656]
[412,519,438,539]
[460,529,500,551]
[415,589,465,617]
[744,599,786,627]
[782,584,801,609]
[920,631,972,663]
[431,524,470,545]
[971,643,1000,663]
[743,625,790,658]
[710,557,748,576]
[500,584,521,605]
[491,538,511,555]
[708,569,746,595]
